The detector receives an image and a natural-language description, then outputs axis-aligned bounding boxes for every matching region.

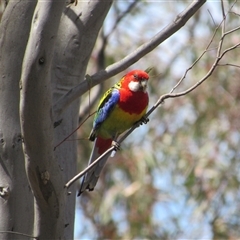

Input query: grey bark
[20,1,66,238]
[0,0,36,239]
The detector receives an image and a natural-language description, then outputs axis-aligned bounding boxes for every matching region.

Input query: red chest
[118,89,149,115]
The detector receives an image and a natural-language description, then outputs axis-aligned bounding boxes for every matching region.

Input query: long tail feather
[78,137,112,196]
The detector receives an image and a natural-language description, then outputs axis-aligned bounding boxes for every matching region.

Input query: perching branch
[65,145,115,189]
[53,0,206,117]
[65,3,240,190]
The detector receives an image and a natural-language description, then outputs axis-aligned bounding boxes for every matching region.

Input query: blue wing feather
[93,88,120,130]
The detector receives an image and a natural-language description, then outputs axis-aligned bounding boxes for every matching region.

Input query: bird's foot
[140,115,149,124]
[135,115,149,127]
[110,141,120,157]
[112,140,121,151]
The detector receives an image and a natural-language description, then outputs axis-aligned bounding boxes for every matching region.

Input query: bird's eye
[133,74,138,79]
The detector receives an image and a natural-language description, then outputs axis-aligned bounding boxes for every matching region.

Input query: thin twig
[171,0,238,94]
[220,0,226,34]
[54,111,96,150]
[207,9,217,27]
[170,21,220,93]
[65,146,114,188]
[0,231,38,240]
[224,25,240,36]
[218,63,240,68]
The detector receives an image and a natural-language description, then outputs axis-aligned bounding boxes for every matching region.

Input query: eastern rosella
[78,70,149,195]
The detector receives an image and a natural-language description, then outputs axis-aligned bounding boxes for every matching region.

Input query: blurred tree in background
[77,1,240,239]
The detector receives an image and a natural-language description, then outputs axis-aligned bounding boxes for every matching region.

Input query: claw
[136,116,149,126]
[141,116,149,124]
[111,140,120,151]
[110,141,120,158]
[135,116,149,127]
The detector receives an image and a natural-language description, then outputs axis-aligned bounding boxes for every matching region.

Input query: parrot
[78,69,149,196]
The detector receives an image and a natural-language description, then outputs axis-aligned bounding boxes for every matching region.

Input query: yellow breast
[98,104,147,139]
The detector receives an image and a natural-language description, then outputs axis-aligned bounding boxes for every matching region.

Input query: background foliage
[76,1,240,239]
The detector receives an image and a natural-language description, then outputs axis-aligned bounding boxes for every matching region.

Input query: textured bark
[19,1,65,239]
[0,1,36,239]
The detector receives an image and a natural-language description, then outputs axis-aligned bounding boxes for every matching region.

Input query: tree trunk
[20,1,66,238]
[0,1,36,239]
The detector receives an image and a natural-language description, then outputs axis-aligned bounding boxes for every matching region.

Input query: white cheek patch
[128,81,140,92]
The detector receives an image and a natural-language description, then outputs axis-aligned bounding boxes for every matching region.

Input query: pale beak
[140,80,148,92]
